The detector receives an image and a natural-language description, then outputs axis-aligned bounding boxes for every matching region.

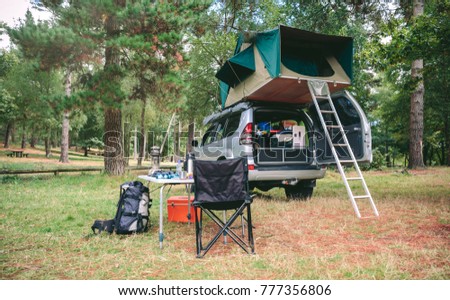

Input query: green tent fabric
[278,25,353,80]
[254,28,280,78]
[336,39,353,82]
[219,81,229,108]
[215,45,255,88]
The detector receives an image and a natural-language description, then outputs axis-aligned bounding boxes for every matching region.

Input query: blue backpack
[92,181,151,234]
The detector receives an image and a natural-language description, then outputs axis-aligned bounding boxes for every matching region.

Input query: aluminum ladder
[307,80,379,219]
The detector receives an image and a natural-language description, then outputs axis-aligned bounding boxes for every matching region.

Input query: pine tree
[7,9,95,163]
[408,0,425,169]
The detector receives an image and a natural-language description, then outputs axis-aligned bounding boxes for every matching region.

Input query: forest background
[0,0,448,174]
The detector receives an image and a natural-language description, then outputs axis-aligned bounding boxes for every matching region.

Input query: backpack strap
[114,186,128,233]
[91,219,115,234]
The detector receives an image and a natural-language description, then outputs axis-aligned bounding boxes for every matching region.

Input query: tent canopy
[216,25,354,108]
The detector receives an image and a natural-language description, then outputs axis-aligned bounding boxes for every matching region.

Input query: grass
[0,165,449,280]
[0,145,104,172]
[0,145,170,172]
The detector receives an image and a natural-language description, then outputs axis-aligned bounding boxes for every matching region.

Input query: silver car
[193,90,372,200]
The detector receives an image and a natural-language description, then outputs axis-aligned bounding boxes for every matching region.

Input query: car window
[201,119,227,145]
[214,120,226,142]
[223,115,241,137]
[202,123,218,146]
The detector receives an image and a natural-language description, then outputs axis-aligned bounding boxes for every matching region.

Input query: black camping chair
[193,158,255,258]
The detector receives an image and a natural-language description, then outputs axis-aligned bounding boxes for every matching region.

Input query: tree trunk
[45,136,52,158]
[11,123,15,144]
[123,119,130,167]
[59,109,70,163]
[143,130,147,161]
[30,133,37,148]
[103,5,125,175]
[428,147,433,166]
[445,116,450,166]
[59,70,71,163]
[133,125,138,160]
[187,120,194,154]
[4,121,12,148]
[408,0,425,169]
[174,120,180,162]
[104,108,125,175]
[21,123,26,149]
[137,98,146,166]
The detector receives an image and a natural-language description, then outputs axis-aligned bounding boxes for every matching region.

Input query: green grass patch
[0,168,449,279]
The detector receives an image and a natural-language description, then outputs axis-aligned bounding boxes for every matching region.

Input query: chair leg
[246,203,255,254]
[194,206,203,258]
[203,205,252,254]
[195,202,255,257]
[222,210,227,244]
[241,213,245,237]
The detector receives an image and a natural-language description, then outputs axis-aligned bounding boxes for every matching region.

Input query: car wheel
[284,185,313,201]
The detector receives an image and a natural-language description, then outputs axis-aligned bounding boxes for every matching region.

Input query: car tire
[284,185,313,201]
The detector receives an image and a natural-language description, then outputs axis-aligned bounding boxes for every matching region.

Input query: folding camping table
[138,175,194,249]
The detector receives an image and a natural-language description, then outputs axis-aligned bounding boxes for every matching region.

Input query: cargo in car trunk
[253,108,313,166]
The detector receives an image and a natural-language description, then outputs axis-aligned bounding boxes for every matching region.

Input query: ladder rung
[315,96,329,99]
[347,177,362,180]
[320,110,334,114]
[339,160,354,163]
[353,195,371,199]
[326,125,340,128]
[333,143,348,147]
[359,216,379,220]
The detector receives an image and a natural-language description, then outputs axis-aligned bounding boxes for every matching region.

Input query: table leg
[159,185,165,249]
[187,184,191,225]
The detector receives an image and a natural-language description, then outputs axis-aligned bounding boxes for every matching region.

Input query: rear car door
[310,90,372,164]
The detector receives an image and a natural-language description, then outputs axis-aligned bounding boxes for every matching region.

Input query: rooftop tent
[216,25,354,108]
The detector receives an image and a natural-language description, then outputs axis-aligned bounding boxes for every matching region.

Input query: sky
[0,0,52,49]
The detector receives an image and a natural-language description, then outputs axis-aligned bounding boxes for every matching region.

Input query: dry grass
[0,167,449,280]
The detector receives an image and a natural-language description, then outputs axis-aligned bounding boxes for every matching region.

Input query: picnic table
[7,150,28,158]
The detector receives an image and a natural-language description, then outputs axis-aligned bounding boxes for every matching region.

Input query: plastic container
[176,160,183,177]
[167,196,198,223]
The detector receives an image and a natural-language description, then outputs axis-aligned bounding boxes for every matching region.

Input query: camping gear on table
[91,181,151,234]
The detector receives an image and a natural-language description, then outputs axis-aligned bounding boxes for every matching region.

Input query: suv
[193,90,372,199]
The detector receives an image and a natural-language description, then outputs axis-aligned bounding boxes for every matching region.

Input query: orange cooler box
[167,196,197,223]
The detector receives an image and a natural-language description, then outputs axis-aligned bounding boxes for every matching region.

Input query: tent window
[281,50,334,77]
